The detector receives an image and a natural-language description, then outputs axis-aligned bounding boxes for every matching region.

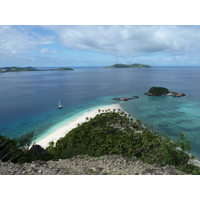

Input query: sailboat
[58,100,63,109]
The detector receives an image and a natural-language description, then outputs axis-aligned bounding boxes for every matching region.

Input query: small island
[1,66,39,72]
[145,86,186,97]
[53,67,73,71]
[0,66,74,73]
[104,63,152,68]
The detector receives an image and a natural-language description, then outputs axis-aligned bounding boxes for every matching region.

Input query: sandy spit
[34,104,121,148]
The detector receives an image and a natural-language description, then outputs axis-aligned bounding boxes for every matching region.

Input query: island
[145,86,186,97]
[53,67,73,71]
[104,63,152,68]
[0,66,74,73]
[1,66,39,72]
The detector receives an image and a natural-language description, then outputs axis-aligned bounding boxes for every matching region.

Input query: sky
[1,25,200,67]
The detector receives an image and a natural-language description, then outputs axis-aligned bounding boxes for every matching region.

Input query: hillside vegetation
[104,63,152,68]
[54,67,73,71]
[149,86,169,95]
[1,109,200,174]
[46,109,200,174]
[2,67,38,72]
[0,66,74,73]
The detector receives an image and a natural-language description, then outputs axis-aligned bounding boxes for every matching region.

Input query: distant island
[1,67,39,72]
[145,86,186,97]
[0,66,74,73]
[53,67,74,71]
[104,63,152,68]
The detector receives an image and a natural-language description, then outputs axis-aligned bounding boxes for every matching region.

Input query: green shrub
[18,156,27,164]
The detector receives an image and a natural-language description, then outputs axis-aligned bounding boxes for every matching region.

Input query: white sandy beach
[34,104,121,148]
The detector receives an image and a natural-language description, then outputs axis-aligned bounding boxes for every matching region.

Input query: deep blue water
[1,66,200,159]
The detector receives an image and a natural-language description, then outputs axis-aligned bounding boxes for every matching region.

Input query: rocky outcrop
[29,144,46,154]
[144,92,160,96]
[113,97,133,101]
[113,96,139,101]
[0,155,186,175]
[145,92,186,97]
[167,92,186,97]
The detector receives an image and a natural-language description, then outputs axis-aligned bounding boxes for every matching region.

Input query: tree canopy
[0,67,73,73]
[54,67,73,71]
[104,63,152,68]
[45,109,199,174]
[148,86,169,95]
[1,110,200,174]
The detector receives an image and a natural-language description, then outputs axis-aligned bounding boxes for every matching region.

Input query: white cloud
[44,25,200,58]
[40,48,49,54]
[0,25,54,55]
[1,25,200,66]
[40,48,57,54]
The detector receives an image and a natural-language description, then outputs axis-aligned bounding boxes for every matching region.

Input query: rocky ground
[0,155,186,175]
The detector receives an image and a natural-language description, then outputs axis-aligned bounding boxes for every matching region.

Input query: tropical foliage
[3,67,38,72]
[0,67,73,73]
[0,132,51,163]
[0,134,22,162]
[0,132,35,163]
[54,67,73,71]
[1,109,200,174]
[46,109,200,174]
[148,86,169,95]
[104,63,152,68]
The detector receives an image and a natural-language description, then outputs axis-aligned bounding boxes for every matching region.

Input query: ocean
[1,66,200,159]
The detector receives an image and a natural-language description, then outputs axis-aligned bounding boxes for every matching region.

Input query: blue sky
[1,25,200,67]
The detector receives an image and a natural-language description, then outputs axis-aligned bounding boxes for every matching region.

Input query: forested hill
[104,63,152,68]
[1,67,39,72]
[1,109,200,174]
[0,67,74,72]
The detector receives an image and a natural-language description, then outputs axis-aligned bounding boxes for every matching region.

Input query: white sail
[58,100,63,109]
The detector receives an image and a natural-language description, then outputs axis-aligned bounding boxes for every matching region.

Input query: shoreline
[33,103,200,167]
[34,104,121,148]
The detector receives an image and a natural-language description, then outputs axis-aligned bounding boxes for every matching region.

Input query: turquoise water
[0,66,200,159]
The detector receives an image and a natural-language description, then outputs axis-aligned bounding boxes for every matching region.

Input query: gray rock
[31,164,36,168]
[0,155,187,175]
